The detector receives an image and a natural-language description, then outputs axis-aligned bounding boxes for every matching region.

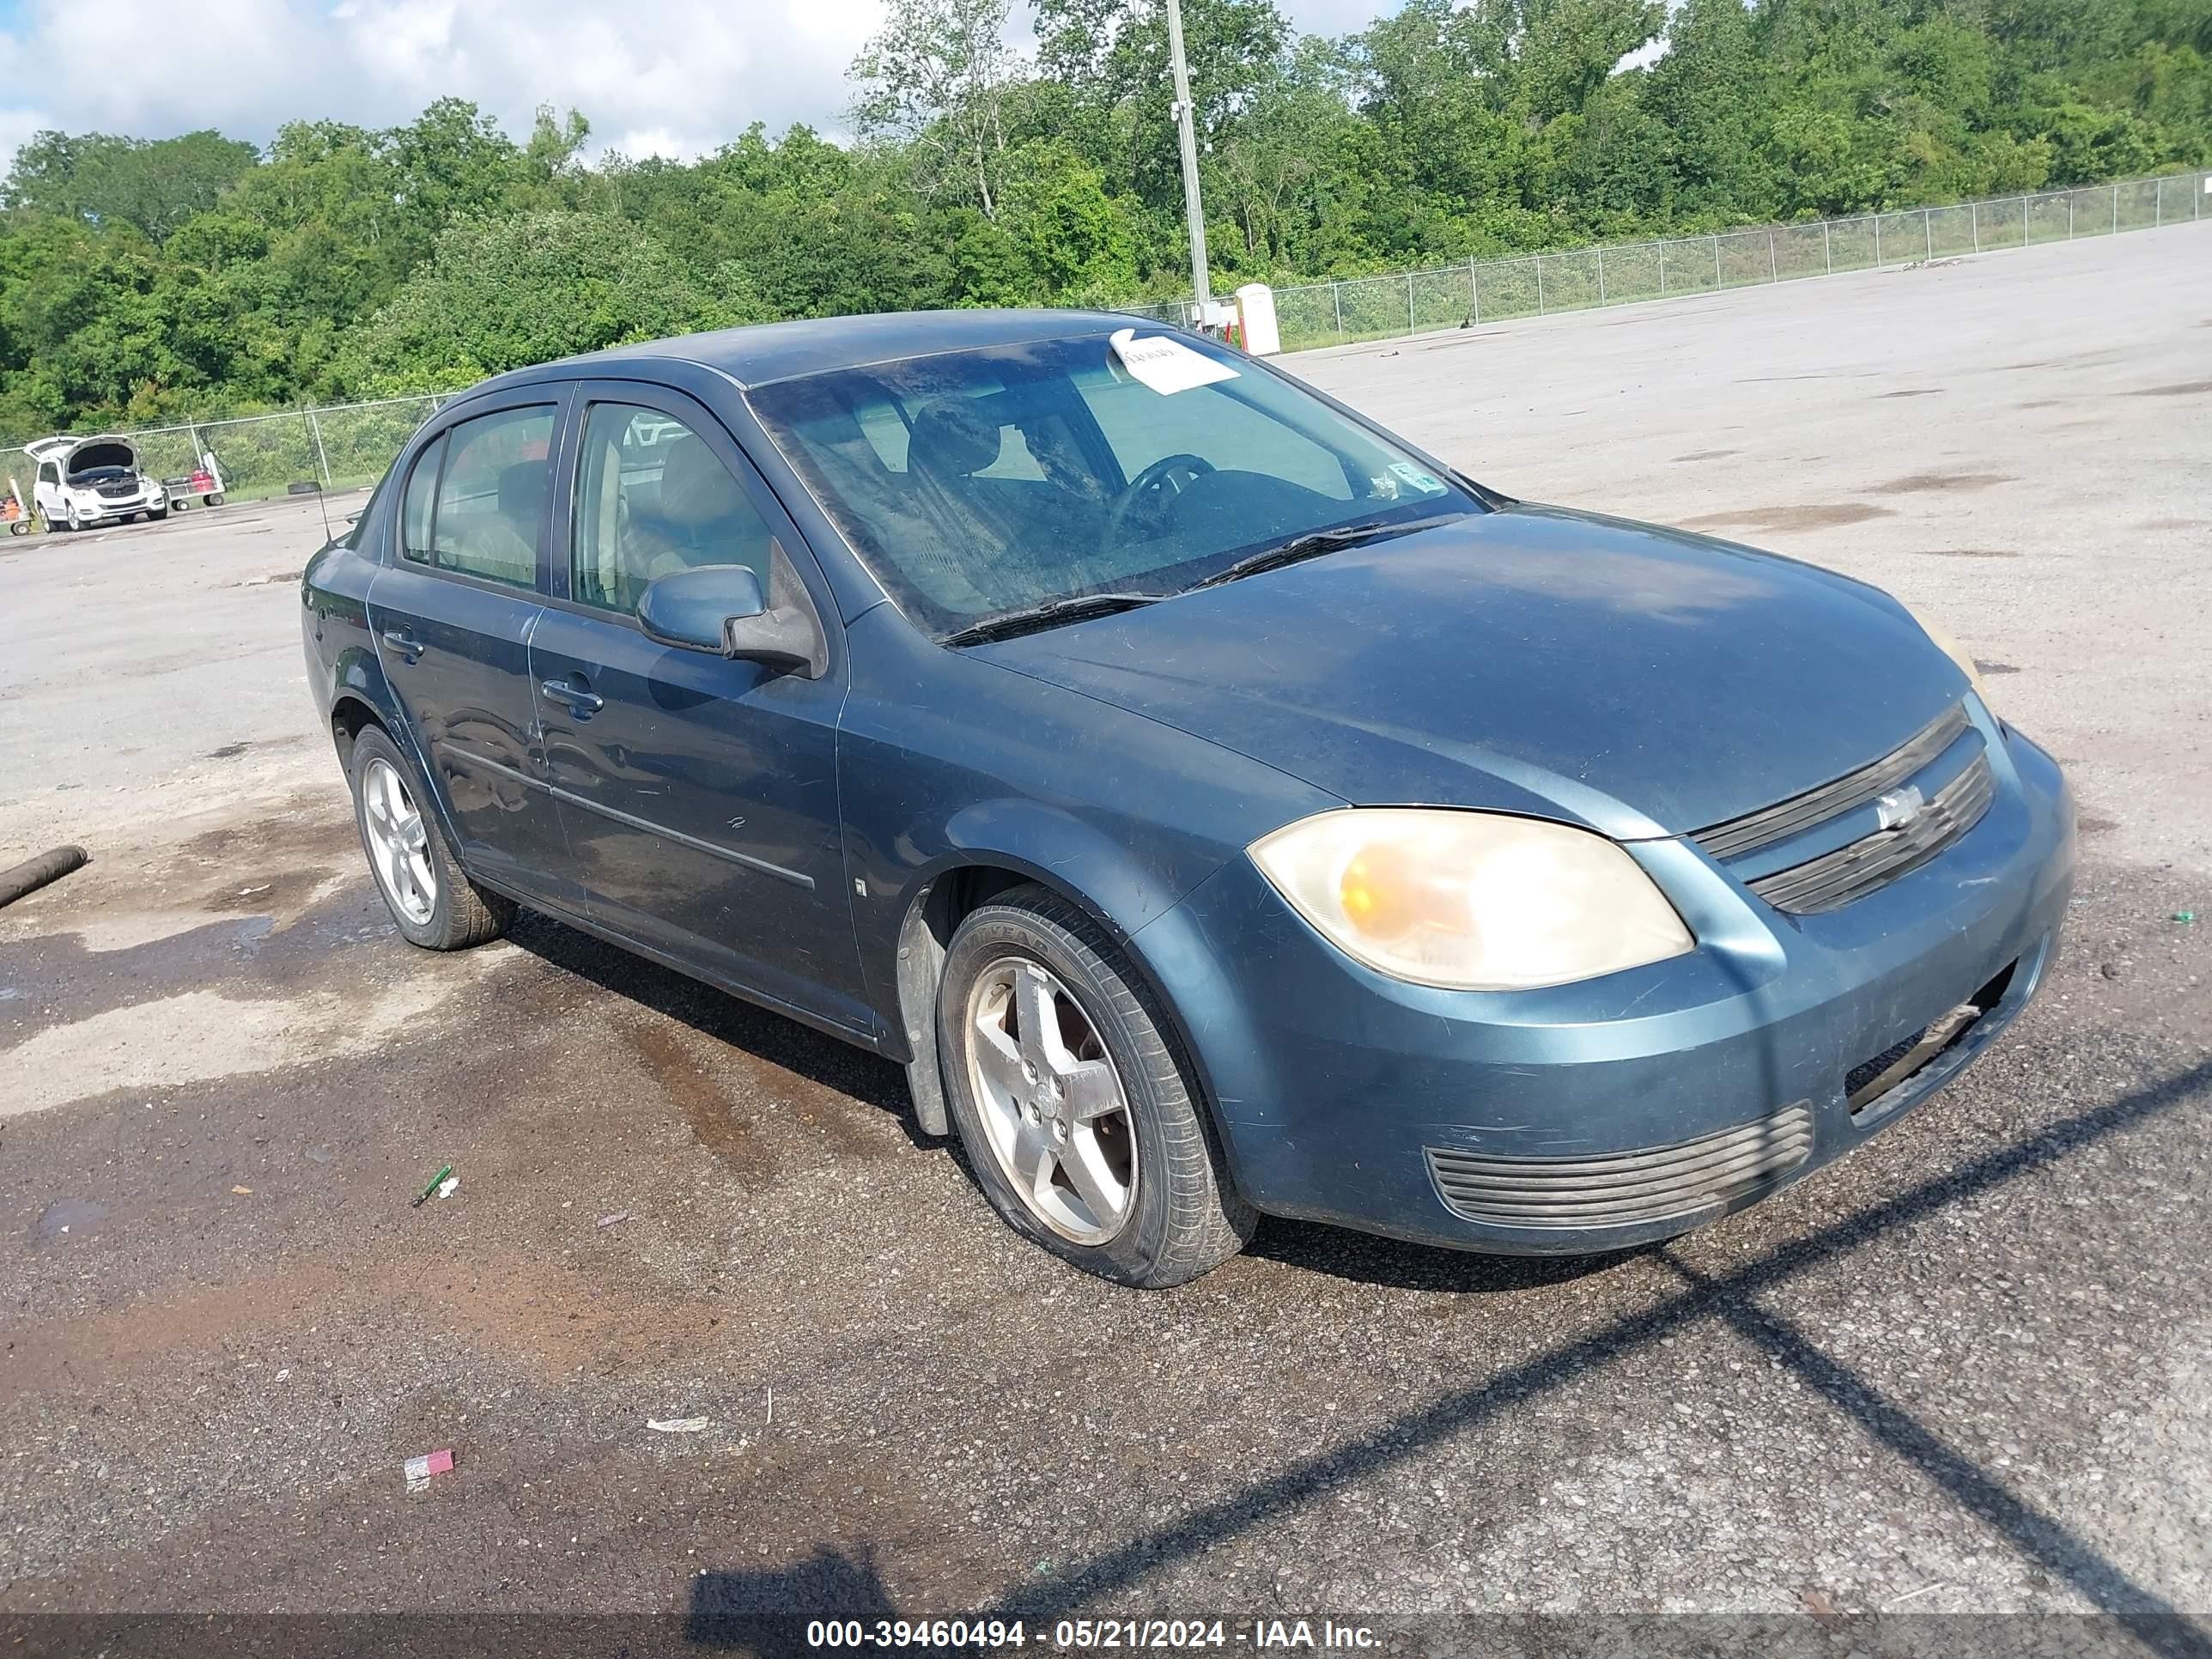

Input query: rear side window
[399,435,444,564]
[429,406,556,588]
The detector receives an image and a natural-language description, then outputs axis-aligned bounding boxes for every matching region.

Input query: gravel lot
[2,226,2209,1640]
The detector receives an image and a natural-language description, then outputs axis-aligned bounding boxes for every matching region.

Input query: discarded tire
[0,844,88,908]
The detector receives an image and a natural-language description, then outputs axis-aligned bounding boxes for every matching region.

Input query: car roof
[460,308,1146,402]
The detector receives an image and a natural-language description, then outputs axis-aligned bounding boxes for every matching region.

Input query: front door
[529,387,868,1035]
[366,399,578,906]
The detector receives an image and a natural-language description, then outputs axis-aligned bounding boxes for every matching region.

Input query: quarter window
[571,404,777,614]
[429,406,556,588]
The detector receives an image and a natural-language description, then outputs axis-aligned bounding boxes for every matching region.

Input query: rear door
[365,397,579,905]
[528,382,869,1033]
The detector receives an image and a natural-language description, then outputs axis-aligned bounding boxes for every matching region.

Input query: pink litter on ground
[403,1448,455,1492]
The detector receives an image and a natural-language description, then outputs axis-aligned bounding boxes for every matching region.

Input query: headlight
[1248,808,1694,991]
[1905,605,1988,703]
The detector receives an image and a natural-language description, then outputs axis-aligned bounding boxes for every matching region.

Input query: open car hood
[27,435,138,474]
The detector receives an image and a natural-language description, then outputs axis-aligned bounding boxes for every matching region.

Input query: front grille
[1425,1103,1814,1231]
[1747,754,1993,914]
[1693,704,1994,915]
[1696,706,1971,861]
[94,482,140,500]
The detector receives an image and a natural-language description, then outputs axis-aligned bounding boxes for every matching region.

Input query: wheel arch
[886,846,1238,1203]
[325,649,465,858]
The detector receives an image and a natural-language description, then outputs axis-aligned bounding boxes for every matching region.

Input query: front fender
[836,602,1340,1139]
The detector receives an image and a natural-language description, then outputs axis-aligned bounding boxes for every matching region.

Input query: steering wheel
[1103,453,1216,550]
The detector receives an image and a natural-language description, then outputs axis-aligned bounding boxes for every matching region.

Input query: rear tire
[347,724,514,951]
[938,884,1254,1288]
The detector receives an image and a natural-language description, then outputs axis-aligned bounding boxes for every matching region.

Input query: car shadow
[687,1544,898,1654]
[1246,1213,1639,1294]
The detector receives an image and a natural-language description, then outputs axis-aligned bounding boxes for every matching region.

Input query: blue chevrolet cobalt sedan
[301,309,2074,1286]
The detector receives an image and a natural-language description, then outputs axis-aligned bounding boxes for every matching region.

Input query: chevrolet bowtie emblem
[1873,785,1926,833]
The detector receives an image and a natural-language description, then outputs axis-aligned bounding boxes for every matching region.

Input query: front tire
[939,884,1254,1288]
[348,724,514,950]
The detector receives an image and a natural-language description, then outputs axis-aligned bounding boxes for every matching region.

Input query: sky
[0,0,1399,172]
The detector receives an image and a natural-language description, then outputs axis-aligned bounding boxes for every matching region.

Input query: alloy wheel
[964,957,1138,1244]
[361,757,437,926]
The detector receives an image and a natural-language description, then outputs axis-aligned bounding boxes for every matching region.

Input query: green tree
[852,0,1022,216]
[3,129,260,242]
[335,211,713,394]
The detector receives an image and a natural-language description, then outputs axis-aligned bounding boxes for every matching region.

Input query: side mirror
[638,558,827,678]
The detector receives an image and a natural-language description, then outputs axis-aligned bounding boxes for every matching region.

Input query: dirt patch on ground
[0,1262,351,1407]
[1919,548,2022,559]
[2,783,356,954]
[1678,503,1895,533]
[2128,381,2212,398]
[0,1245,721,1407]
[1879,389,1942,399]
[420,1246,726,1378]
[1881,471,2014,494]
[1670,448,1741,463]
[0,958,513,1120]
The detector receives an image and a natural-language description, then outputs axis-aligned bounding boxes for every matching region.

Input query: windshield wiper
[1187,512,1468,592]
[941,592,1164,647]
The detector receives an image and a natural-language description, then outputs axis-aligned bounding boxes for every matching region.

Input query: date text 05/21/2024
[805,1620,1380,1650]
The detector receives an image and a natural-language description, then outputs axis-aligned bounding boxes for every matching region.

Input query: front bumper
[1139,719,2075,1255]
[76,495,165,521]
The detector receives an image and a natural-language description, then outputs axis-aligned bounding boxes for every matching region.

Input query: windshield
[747,330,1480,636]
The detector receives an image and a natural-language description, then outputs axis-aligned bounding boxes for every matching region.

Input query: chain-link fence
[0,392,453,518]
[1118,168,2212,349]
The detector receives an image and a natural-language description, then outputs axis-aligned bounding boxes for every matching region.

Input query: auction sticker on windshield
[1109,326,1240,395]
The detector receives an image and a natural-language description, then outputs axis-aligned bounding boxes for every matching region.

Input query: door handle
[380,627,424,663]
[539,677,605,716]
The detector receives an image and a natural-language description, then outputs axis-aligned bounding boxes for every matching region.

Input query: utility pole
[1164,0,1212,320]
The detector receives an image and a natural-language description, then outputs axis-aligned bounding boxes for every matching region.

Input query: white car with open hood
[27,434,169,531]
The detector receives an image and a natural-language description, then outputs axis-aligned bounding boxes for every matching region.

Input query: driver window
[572,404,776,615]
[1076,373,1351,501]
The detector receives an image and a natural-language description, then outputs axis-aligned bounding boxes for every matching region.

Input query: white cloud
[0,0,890,168]
[0,0,1407,173]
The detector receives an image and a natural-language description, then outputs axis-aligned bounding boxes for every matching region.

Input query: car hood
[974,505,1967,840]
